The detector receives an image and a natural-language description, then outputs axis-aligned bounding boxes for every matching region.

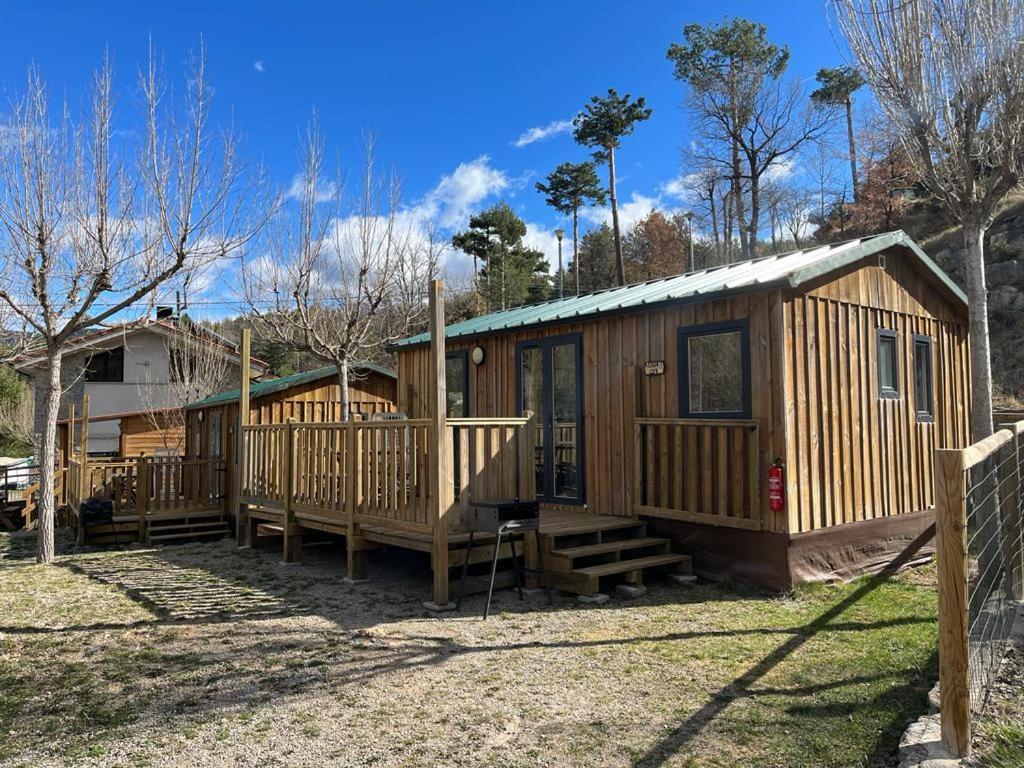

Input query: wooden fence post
[426,279,453,610]
[282,419,301,563]
[137,455,149,544]
[236,327,252,547]
[345,422,367,581]
[935,447,971,758]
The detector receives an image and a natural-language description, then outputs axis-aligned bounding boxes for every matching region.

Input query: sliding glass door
[516,334,584,504]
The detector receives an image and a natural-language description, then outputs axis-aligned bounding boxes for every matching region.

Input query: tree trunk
[846,97,859,204]
[747,168,761,259]
[731,135,749,259]
[338,357,351,423]
[709,186,720,265]
[572,206,580,296]
[963,223,994,441]
[37,350,62,563]
[608,146,625,287]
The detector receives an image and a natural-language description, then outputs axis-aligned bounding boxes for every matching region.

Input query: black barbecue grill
[457,498,552,619]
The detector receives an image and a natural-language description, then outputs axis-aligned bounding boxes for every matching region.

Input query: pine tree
[535,162,606,295]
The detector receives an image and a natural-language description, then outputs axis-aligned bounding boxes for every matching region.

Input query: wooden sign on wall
[644,360,665,376]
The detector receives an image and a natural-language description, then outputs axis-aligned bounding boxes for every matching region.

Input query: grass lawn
[0,531,938,768]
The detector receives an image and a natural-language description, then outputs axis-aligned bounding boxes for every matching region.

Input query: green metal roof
[185,360,396,410]
[395,230,965,349]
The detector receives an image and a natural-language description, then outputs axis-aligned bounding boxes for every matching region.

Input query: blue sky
[0,1,851,309]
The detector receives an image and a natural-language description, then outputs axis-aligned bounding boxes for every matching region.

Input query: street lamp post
[684,211,695,272]
[555,228,565,299]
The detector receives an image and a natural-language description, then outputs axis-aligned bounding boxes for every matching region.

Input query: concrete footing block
[615,583,648,599]
[422,601,457,613]
[897,713,959,768]
[669,574,698,585]
[576,593,610,605]
[342,577,370,586]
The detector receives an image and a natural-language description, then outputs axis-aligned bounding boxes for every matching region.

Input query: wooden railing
[634,417,762,530]
[240,415,535,534]
[0,463,64,530]
[66,455,225,516]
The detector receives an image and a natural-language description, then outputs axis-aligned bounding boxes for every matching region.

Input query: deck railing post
[345,421,367,581]
[236,327,252,547]
[137,455,149,544]
[282,419,301,563]
[426,279,453,610]
[935,447,970,758]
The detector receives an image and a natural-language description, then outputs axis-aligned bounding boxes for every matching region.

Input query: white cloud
[253,60,266,74]
[413,155,510,229]
[581,191,669,231]
[283,173,338,203]
[512,118,574,148]
[765,156,797,183]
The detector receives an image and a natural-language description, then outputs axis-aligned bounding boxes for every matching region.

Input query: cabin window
[84,346,124,382]
[208,411,222,458]
[445,350,469,417]
[913,335,934,422]
[877,329,899,399]
[678,321,751,419]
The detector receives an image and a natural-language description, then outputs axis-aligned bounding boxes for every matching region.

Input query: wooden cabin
[185,362,398,460]
[394,231,971,591]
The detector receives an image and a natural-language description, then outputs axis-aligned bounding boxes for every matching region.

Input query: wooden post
[136,455,149,544]
[345,421,367,581]
[935,447,971,758]
[426,279,453,610]
[65,403,75,509]
[282,419,301,563]
[236,328,252,547]
[76,395,90,546]
[520,411,540,589]
[999,431,1024,601]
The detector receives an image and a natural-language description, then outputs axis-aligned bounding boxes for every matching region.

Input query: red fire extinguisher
[768,458,785,513]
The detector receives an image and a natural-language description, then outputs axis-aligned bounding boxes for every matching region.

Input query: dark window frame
[913,334,934,422]
[677,320,752,420]
[876,328,899,400]
[84,346,125,383]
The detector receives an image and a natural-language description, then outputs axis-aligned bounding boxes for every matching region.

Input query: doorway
[516,334,584,504]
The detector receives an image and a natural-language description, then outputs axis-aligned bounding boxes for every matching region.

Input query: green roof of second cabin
[185,361,396,410]
[395,230,965,349]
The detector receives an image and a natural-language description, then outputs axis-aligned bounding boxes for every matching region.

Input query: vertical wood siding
[782,259,970,533]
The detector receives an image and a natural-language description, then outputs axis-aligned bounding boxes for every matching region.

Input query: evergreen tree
[811,66,865,202]
[569,225,618,293]
[452,202,550,310]
[535,161,606,295]
[572,90,652,286]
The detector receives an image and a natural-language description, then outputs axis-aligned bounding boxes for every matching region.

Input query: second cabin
[394,231,971,591]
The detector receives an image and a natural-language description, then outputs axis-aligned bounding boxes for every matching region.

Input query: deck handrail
[634,417,762,530]
[239,414,537,534]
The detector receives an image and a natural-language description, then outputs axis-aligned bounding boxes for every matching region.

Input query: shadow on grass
[629,523,938,768]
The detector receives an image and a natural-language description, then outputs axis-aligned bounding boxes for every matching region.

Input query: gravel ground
[0,531,939,768]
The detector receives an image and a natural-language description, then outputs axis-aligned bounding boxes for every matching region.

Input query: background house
[15,311,268,457]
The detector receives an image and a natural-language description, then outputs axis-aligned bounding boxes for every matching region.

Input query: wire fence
[964,435,1021,709]
[936,421,1024,757]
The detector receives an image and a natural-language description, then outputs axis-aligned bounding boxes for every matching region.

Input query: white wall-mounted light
[471,346,485,365]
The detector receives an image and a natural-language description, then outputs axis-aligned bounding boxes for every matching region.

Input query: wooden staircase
[146,510,231,544]
[542,516,691,596]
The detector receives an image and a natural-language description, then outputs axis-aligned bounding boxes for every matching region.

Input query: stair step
[147,510,224,522]
[553,537,669,559]
[148,520,227,533]
[149,528,230,542]
[573,553,691,579]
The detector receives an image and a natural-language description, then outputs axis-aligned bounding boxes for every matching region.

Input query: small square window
[913,335,934,422]
[876,330,899,399]
[678,321,751,419]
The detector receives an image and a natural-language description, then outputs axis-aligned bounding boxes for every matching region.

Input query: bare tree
[137,322,236,454]
[242,123,439,420]
[0,49,266,562]
[833,0,1024,440]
